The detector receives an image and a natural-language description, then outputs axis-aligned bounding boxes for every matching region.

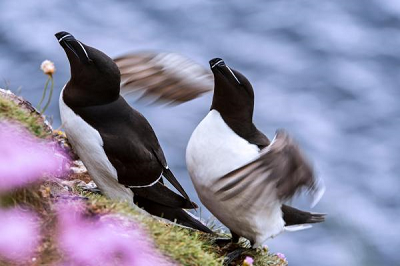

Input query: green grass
[83,192,224,266]
[0,94,50,138]
[76,189,288,266]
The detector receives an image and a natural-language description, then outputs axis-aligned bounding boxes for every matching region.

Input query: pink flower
[276,252,287,260]
[0,122,68,192]
[0,208,39,261]
[57,203,174,266]
[243,256,254,266]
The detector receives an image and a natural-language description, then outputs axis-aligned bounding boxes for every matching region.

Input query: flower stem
[41,76,54,114]
[37,76,50,110]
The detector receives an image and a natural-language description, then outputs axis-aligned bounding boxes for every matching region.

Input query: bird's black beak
[209,58,241,85]
[55,31,92,64]
[209,58,225,69]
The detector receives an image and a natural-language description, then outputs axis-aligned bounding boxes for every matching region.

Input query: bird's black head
[55,31,120,107]
[209,58,254,121]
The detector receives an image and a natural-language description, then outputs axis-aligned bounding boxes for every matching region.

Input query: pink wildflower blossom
[0,122,68,192]
[0,208,39,261]
[277,252,287,260]
[243,256,254,266]
[57,203,174,266]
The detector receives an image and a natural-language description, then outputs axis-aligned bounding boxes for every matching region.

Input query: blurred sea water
[0,1,399,265]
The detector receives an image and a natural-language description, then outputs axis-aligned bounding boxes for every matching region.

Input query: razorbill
[185,58,325,248]
[55,31,212,233]
[114,53,326,243]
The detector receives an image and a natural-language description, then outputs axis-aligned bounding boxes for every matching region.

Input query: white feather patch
[284,224,313,232]
[59,87,134,205]
[311,179,326,208]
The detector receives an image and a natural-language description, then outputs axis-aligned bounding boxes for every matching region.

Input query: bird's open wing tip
[114,52,213,105]
[310,179,326,208]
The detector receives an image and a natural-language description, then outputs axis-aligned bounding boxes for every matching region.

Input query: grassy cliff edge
[0,89,286,266]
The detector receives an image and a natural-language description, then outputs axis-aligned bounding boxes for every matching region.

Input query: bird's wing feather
[215,130,324,207]
[114,52,213,104]
[130,181,196,209]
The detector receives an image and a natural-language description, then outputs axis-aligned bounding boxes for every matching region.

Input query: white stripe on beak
[211,59,224,69]
[57,34,72,43]
[226,65,241,85]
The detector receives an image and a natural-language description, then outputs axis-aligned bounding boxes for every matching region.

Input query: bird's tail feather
[173,208,214,234]
[163,168,190,201]
[135,195,213,234]
[282,204,326,226]
[304,212,326,224]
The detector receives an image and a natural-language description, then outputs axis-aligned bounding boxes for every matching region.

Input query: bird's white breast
[186,110,260,187]
[59,88,134,204]
[186,110,285,246]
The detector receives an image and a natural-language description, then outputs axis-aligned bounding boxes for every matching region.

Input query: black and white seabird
[114,54,326,248]
[184,58,326,248]
[55,31,212,233]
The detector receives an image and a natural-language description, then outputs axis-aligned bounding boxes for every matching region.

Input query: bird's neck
[211,107,256,140]
[63,81,119,108]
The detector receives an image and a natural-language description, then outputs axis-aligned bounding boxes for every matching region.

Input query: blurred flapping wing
[114,52,214,104]
[215,130,324,207]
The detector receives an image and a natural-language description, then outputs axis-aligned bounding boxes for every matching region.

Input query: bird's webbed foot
[223,248,247,266]
[214,237,234,246]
